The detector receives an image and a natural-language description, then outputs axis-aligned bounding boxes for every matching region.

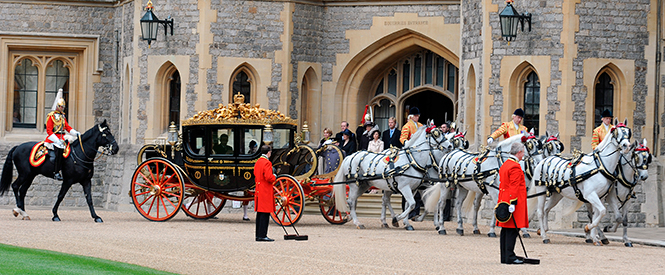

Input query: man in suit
[334,121,354,144]
[254,145,276,242]
[382,117,402,150]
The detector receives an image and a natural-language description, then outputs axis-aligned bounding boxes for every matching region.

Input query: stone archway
[403,90,453,125]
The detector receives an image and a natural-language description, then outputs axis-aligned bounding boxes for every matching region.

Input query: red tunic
[44,111,72,144]
[254,155,276,213]
[496,158,528,228]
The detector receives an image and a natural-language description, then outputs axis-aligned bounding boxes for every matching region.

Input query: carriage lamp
[302,121,310,144]
[168,121,178,158]
[263,124,273,146]
[140,0,174,47]
[499,0,531,41]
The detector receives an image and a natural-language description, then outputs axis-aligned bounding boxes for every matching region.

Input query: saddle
[30,141,71,167]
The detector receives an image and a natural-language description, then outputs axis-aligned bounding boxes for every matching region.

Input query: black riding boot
[54,147,63,181]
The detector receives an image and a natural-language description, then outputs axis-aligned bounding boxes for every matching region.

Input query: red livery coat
[44,111,73,144]
[254,155,276,213]
[496,158,528,228]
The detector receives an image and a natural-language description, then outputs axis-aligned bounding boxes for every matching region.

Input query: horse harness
[439,147,511,195]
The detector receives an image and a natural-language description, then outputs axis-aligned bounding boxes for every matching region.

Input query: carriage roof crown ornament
[182,92,296,126]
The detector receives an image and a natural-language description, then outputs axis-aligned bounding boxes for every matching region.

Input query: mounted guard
[44,89,80,180]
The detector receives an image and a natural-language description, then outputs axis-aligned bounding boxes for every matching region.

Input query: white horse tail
[462,190,476,216]
[423,182,442,212]
[333,169,349,213]
[563,200,585,217]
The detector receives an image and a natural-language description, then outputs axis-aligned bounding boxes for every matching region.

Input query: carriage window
[242,128,262,155]
[187,128,206,156]
[212,128,235,155]
[272,128,290,149]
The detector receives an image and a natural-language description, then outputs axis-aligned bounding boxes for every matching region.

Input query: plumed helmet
[51,89,65,111]
[57,98,66,108]
[601,109,612,118]
[409,107,420,115]
[513,108,525,117]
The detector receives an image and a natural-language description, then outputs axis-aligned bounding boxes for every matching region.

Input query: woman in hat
[399,107,423,145]
[487,108,528,144]
[340,129,357,156]
[591,109,614,150]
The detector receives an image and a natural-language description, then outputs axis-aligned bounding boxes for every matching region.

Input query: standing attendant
[497,142,528,264]
[254,145,276,242]
[591,109,614,150]
[487,108,527,144]
[399,107,423,145]
[382,117,402,149]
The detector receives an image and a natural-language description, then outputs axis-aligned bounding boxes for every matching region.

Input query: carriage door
[208,127,237,190]
[183,126,208,186]
[237,126,263,189]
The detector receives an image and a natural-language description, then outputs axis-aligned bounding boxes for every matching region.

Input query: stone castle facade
[0,0,663,229]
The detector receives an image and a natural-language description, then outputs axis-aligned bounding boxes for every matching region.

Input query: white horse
[422,133,529,236]
[377,131,470,229]
[533,119,632,245]
[333,126,453,230]
[583,138,650,246]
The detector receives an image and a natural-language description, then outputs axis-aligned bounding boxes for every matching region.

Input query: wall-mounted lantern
[499,0,532,41]
[140,0,174,47]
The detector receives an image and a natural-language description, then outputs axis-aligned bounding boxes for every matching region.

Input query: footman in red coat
[497,142,528,264]
[254,145,276,242]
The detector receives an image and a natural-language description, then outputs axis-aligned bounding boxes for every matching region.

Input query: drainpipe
[654,0,662,156]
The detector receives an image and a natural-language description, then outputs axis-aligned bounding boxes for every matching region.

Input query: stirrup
[54,172,63,181]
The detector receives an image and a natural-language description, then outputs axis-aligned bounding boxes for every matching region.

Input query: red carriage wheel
[319,190,348,225]
[182,187,227,220]
[131,158,184,221]
[271,175,305,226]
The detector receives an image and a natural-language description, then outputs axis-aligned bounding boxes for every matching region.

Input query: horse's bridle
[615,148,650,208]
[73,124,117,166]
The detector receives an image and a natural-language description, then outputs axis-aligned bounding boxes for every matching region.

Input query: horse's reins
[72,126,115,166]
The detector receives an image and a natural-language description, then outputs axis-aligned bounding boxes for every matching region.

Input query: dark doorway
[403,90,453,126]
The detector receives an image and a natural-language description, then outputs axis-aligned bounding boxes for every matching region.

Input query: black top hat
[601,109,612,118]
[513,108,525,117]
[409,107,420,115]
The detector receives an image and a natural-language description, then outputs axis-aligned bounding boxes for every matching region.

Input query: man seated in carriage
[45,89,80,180]
[591,109,614,150]
[213,134,233,155]
[487,108,527,144]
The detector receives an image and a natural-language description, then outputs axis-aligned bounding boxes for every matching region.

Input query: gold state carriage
[130,94,348,225]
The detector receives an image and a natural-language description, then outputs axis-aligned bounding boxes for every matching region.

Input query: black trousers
[500,227,519,263]
[255,212,270,238]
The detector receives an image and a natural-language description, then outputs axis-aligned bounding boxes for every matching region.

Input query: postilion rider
[399,107,423,145]
[591,109,614,150]
[254,145,276,242]
[45,89,80,180]
[487,108,527,144]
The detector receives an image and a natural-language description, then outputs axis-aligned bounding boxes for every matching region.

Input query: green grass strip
[0,243,177,275]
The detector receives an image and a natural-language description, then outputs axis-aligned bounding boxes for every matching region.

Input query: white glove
[69,129,80,136]
[48,134,65,149]
[487,137,494,144]
[508,204,515,213]
[324,139,333,145]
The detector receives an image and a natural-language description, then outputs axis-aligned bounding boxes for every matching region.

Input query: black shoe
[243,217,250,221]
[507,259,524,265]
[255,237,274,242]
[54,172,63,181]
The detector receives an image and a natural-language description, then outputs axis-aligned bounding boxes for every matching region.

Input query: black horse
[0,120,119,222]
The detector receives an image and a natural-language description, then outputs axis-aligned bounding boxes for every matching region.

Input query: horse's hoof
[625,243,633,247]
[473,229,481,235]
[22,216,31,220]
[601,239,609,245]
[522,233,531,238]
[584,225,590,233]
[405,225,414,231]
[536,229,541,236]
[357,225,366,229]
[381,224,389,228]
[12,209,18,217]
[392,218,399,227]
[456,229,464,236]
[52,217,60,222]
[543,239,550,244]
[585,239,593,244]
[94,217,103,223]
[487,232,497,238]
[594,241,603,246]
[438,229,447,235]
